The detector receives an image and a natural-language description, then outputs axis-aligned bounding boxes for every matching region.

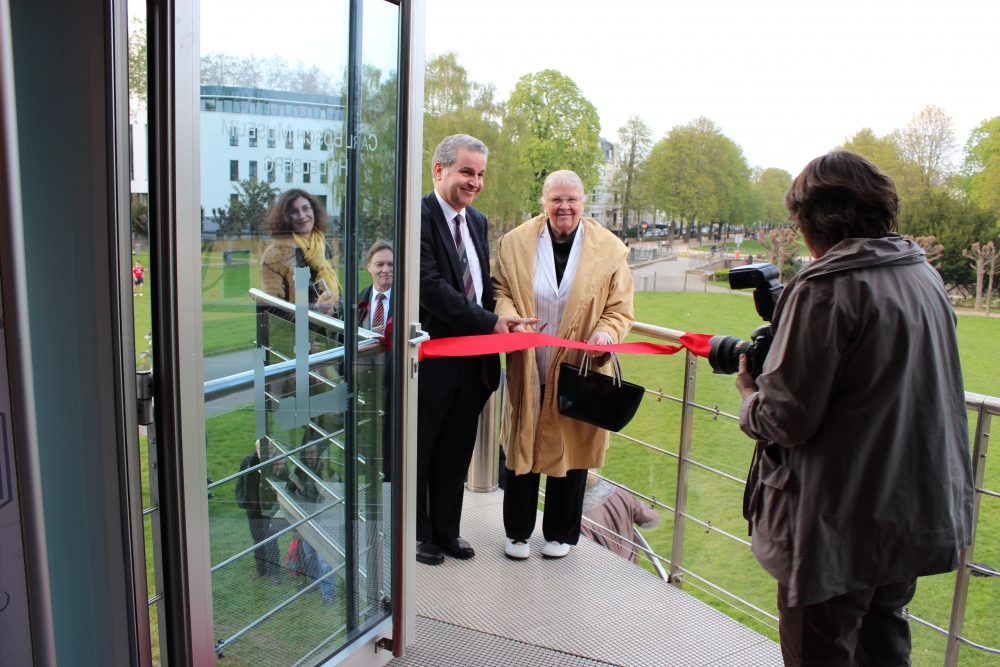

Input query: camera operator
[735,151,973,666]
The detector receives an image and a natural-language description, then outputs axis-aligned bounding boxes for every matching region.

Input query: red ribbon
[418,331,713,361]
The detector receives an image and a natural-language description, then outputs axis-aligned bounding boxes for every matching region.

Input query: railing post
[467,373,503,493]
[669,350,697,588]
[944,403,991,666]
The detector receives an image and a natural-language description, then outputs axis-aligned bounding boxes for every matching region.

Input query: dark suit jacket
[418,191,501,401]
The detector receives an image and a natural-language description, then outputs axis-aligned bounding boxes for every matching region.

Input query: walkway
[631,256,749,296]
[389,490,782,666]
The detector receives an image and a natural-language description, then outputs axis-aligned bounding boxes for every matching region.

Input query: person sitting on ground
[580,473,659,564]
[236,439,287,585]
[287,437,337,607]
[260,188,342,315]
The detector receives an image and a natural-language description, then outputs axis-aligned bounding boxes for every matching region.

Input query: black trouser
[247,514,280,576]
[416,357,489,544]
[778,578,917,667]
[503,467,588,544]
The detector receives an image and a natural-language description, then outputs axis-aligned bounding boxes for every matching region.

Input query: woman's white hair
[540,170,587,205]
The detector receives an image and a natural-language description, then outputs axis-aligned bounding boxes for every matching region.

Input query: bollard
[467,372,503,492]
[639,274,649,292]
[653,272,657,291]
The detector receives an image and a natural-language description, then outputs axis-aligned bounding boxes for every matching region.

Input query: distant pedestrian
[132,261,145,296]
[580,474,659,564]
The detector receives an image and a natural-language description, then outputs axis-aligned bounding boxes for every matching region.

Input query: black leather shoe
[416,540,445,565]
[440,536,475,559]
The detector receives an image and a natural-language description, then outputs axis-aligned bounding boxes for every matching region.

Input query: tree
[128,19,146,113]
[963,116,1000,217]
[752,167,792,227]
[131,198,148,237]
[421,53,531,230]
[644,118,754,242]
[211,177,280,239]
[838,128,918,198]
[899,188,999,292]
[904,235,944,267]
[892,105,957,189]
[200,52,339,96]
[963,242,996,310]
[610,116,653,235]
[508,70,602,208]
[759,228,800,281]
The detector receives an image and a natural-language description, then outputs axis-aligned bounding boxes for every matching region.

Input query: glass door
[177,0,408,663]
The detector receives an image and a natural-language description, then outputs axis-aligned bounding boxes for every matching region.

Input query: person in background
[235,439,286,585]
[132,260,145,297]
[580,473,659,564]
[287,438,337,607]
[493,169,634,561]
[737,151,973,666]
[416,134,534,566]
[260,188,342,315]
[358,239,393,481]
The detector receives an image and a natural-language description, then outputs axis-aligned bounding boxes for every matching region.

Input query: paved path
[631,256,750,296]
[389,490,782,666]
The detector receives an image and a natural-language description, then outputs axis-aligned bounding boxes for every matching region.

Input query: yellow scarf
[292,230,342,297]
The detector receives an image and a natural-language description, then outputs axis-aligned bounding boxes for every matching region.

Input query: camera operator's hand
[736,354,759,400]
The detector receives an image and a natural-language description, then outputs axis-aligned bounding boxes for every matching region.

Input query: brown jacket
[493,215,634,477]
[740,234,973,607]
[581,480,659,563]
[259,234,335,303]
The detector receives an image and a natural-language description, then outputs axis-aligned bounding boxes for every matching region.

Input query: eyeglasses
[546,197,581,206]
[289,203,312,216]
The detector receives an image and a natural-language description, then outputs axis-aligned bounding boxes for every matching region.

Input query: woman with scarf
[492,170,634,560]
[260,188,342,314]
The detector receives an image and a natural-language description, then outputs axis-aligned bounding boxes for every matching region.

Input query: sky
[425,0,1000,176]
[127,0,1000,178]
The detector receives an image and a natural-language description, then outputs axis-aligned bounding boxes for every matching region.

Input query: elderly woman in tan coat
[493,170,634,560]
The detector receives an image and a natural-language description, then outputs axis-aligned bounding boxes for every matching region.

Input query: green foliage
[963,115,1000,218]
[131,198,149,237]
[751,167,791,225]
[712,269,730,282]
[508,69,602,207]
[645,118,755,238]
[899,189,1000,289]
[422,53,532,231]
[611,115,654,234]
[127,18,146,108]
[211,177,281,237]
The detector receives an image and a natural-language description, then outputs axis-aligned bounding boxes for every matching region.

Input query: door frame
[146,0,424,663]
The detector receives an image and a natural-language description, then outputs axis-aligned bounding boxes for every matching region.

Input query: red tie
[371,292,385,334]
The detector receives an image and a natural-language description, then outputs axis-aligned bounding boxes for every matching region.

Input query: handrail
[250,287,380,339]
[203,338,382,401]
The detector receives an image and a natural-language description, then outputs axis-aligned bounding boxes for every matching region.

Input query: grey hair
[432,134,489,177]
[540,170,587,205]
[366,238,393,264]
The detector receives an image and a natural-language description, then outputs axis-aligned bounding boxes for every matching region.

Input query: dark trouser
[778,578,917,667]
[247,514,280,576]
[503,468,588,544]
[416,357,488,544]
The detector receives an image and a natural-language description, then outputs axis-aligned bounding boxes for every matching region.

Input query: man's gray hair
[366,239,393,264]
[541,170,587,205]
[432,134,489,176]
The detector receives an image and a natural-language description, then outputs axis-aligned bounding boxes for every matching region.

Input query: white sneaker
[541,541,571,558]
[504,539,530,560]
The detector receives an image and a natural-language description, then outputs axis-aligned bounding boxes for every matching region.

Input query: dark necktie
[453,214,475,302]
[371,292,385,334]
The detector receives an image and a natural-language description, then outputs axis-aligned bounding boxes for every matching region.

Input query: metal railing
[585,320,1000,665]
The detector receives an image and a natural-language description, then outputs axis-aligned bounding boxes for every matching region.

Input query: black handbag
[557,353,644,432]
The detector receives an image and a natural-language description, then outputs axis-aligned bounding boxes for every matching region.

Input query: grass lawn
[612,292,1000,665]
[132,249,1000,665]
[691,238,811,258]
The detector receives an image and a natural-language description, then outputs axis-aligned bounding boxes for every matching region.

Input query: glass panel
[199,1,399,663]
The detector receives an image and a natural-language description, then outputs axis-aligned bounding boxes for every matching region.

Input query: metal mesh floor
[391,490,782,666]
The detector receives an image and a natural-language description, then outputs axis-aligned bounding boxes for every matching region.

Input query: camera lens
[708,335,752,375]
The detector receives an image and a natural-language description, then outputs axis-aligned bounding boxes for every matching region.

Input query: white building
[585,137,621,230]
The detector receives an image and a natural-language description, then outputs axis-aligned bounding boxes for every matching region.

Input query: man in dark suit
[417,134,534,565]
[358,240,393,481]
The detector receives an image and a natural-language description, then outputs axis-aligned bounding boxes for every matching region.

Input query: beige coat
[493,215,634,477]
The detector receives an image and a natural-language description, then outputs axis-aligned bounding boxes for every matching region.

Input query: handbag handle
[577,351,623,388]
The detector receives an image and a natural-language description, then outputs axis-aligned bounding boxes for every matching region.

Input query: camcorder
[707,264,784,378]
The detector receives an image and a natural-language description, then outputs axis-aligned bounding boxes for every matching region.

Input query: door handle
[408,323,430,348]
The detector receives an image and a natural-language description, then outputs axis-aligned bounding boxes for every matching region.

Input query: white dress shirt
[434,189,484,306]
[365,287,391,331]
[534,221,584,384]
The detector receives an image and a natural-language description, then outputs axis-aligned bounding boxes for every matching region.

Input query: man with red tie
[417,134,533,565]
